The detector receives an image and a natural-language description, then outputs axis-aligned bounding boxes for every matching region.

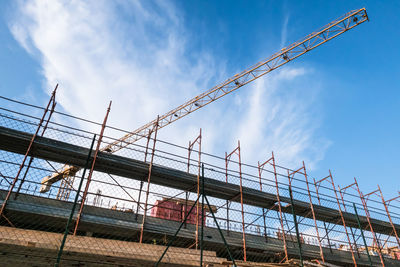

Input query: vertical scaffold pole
[286,167,306,256]
[327,171,357,266]
[271,152,288,261]
[353,203,373,267]
[338,185,360,258]
[73,101,112,235]
[15,87,57,199]
[185,140,191,228]
[197,129,202,249]
[313,177,333,254]
[237,141,247,262]
[187,129,202,248]
[0,85,57,218]
[288,185,303,267]
[377,186,400,248]
[139,116,160,243]
[54,135,96,267]
[302,161,325,263]
[136,124,156,220]
[225,152,230,236]
[354,179,385,266]
[257,160,268,242]
[225,142,246,261]
[200,162,205,266]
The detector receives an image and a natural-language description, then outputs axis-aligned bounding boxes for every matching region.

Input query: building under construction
[0,8,399,267]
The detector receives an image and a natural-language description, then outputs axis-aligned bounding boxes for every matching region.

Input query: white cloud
[9,1,214,128]
[280,13,290,48]
[235,67,332,170]
[9,0,330,179]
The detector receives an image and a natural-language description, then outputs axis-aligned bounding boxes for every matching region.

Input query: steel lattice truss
[102,8,368,153]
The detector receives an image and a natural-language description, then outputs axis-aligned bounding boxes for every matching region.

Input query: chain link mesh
[0,97,399,266]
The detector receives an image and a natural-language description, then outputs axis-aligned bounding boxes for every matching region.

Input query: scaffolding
[0,94,399,266]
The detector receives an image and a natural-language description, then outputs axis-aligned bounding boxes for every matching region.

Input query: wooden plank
[0,226,224,266]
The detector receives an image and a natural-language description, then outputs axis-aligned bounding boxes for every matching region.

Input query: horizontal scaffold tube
[0,125,398,238]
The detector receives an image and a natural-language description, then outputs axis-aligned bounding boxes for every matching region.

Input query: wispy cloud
[9,1,217,128]
[234,67,331,170]
[9,0,330,173]
[280,13,290,48]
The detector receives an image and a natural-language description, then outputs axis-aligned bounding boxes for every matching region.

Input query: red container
[151,198,216,224]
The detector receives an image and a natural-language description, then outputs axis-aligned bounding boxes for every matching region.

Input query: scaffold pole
[353,203,373,267]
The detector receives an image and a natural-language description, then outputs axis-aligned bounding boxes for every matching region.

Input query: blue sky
[0,1,399,199]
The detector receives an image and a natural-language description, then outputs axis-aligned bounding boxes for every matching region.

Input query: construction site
[1,7,400,267]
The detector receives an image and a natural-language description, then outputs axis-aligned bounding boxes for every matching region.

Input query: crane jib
[103,8,368,153]
[40,8,368,192]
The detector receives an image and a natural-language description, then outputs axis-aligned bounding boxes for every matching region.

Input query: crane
[40,8,368,194]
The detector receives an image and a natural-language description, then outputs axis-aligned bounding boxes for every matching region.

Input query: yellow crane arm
[102,8,368,153]
[40,8,368,193]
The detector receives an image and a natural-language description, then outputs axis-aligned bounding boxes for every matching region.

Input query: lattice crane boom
[40,8,368,193]
[103,8,368,153]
